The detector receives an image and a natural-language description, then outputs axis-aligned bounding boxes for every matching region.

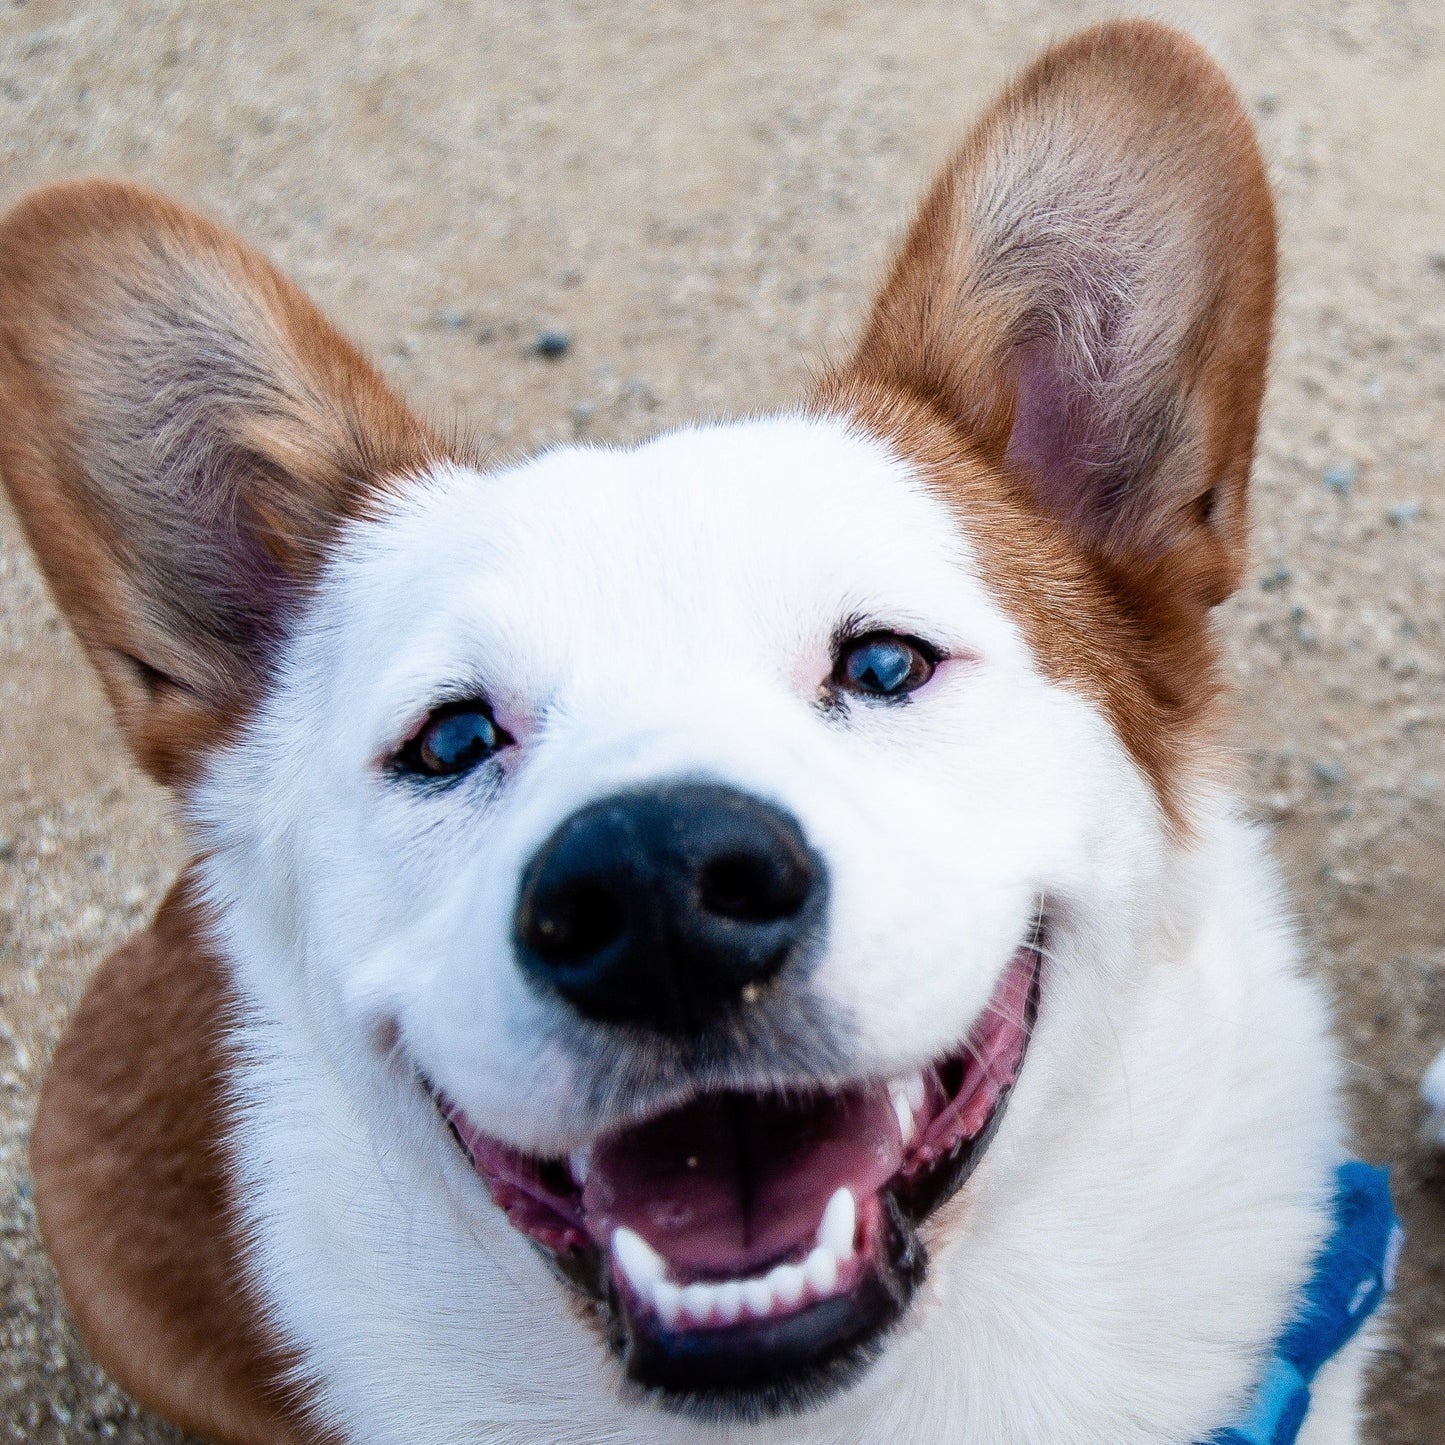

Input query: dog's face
[0,21,1275,1427]
[204,417,1158,1409]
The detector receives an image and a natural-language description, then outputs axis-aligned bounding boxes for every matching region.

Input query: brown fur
[0,181,437,1440]
[30,876,319,1444]
[814,21,1277,822]
[0,179,445,786]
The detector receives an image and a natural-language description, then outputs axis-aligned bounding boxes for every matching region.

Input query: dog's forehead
[336,415,1025,682]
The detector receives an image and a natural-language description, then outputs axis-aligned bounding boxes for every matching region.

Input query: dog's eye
[396,701,511,778]
[836,633,937,698]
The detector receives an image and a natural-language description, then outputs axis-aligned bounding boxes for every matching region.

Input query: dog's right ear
[0,180,441,784]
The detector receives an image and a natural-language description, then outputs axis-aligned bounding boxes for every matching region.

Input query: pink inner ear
[1003,336,1128,540]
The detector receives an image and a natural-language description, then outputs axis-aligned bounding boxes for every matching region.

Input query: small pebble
[1321,463,1356,496]
[1311,760,1347,787]
[1428,247,1445,274]
[571,401,595,428]
[1255,89,1282,114]
[0,837,14,861]
[623,377,657,407]
[1387,501,1422,527]
[532,330,571,358]
[1260,565,1292,591]
[432,308,470,331]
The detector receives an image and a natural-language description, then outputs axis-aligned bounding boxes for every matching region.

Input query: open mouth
[430,941,1040,1416]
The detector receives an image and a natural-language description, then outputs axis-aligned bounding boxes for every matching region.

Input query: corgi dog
[1,20,1385,1445]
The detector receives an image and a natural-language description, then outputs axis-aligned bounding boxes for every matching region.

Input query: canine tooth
[611,1227,665,1292]
[714,1279,744,1325]
[741,1276,774,1319]
[767,1262,807,1310]
[818,1187,857,1260]
[904,1070,926,1115]
[888,1080,914,1143]
[803,1242,839,1296]
[653,1279,684,1329]
[681,1281,717,1324]
[569,1146,591,1185]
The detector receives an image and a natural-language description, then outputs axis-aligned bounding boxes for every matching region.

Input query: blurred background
[0,2,1441,1440]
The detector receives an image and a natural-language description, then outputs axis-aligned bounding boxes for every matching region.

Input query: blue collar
[1204,1162,1401,1445]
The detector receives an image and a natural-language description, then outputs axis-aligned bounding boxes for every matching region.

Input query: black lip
[616,1192,924,1421]
[612,960,1040,1417]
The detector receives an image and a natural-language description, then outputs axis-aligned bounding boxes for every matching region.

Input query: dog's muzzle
[427,783,1041,1418]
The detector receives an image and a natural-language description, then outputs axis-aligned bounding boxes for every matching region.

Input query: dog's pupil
[846,638,919,695]
[423,708,496,772]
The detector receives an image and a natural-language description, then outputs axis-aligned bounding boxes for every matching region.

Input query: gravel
[1,2,1442,1441]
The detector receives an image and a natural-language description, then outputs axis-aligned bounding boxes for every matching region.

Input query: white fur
[1420,1046,1445,1149]
[189,415,1353,1442]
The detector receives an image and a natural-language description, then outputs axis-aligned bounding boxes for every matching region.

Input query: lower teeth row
[611,1187,858,1329]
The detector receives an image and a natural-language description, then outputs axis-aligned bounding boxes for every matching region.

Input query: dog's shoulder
[29,874,319,1445]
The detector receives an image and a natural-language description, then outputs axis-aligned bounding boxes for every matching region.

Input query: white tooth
[681,1281,717,1324]
[767,1262,807,1310]
[819,1187,857,1260]
[611,1227,665,1292]
[904,1070,926,1115]
[889,1080,914,1143]
[803,1243,839,1296]
[715,1279,744,1325]
[741,1276,774,1319]
[569,1146,591,1186]
[654,1279,684,1328]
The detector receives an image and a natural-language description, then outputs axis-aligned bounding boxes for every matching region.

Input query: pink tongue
[583,1085,903,1277]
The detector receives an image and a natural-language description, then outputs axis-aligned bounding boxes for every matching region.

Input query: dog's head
[0,20,1273,1425]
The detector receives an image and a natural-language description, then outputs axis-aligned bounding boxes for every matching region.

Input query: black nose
[514,782,826,1033]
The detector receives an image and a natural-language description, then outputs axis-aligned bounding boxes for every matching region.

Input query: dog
[0,20,1393,1445]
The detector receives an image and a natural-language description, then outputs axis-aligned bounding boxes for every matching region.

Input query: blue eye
[837,633,936,698]
[398,701,511,778]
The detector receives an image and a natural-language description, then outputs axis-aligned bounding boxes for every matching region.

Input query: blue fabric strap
[1205,1163,1401,1445]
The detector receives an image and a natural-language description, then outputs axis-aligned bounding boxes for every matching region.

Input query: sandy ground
[0,1,1441,1440]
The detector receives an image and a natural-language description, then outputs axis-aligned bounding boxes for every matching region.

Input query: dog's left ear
[824,19,1275,609]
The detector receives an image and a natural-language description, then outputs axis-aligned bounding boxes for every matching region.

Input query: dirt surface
[0,2,1441,1441]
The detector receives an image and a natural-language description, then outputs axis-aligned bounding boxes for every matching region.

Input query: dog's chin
[426,942,1040,1421]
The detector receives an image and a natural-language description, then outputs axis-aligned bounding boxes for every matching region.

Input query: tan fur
[814,21,1276,822]
[0,178,444,786]
[30,877,318,1443]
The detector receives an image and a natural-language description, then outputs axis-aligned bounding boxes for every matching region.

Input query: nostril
[528,880,626,964]
[697,851,808,924]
